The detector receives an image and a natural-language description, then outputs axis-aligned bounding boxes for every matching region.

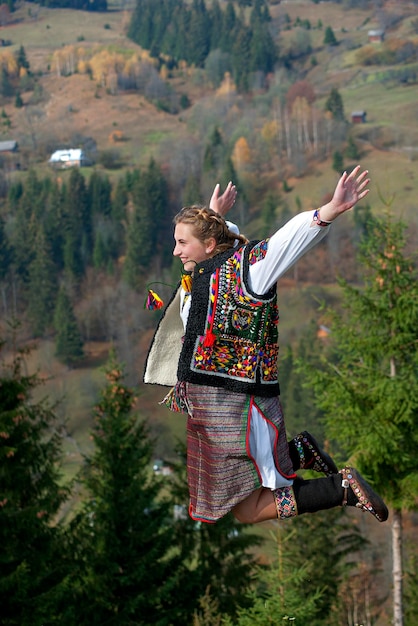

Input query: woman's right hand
[209,181,237,216]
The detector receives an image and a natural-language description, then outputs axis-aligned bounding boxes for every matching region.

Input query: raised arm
[209,181,237,216]
[313,165,370,224]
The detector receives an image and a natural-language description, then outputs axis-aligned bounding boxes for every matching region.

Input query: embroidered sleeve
[249,211,328,293]
[248,239,270,265]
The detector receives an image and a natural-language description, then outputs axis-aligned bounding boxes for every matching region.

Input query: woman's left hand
[319,165,370,222]
[209,181,237,216]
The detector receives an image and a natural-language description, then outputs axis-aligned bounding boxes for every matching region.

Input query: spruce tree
[249,8,276,74]
[222,527,325,625]
[223,509,366,626]
[345,135,360,161]
[8,170,41,285]
[14,92,23,108]
[124,159,168,286]
[43,179,66,272]
[88,170,112,217]
[219,1,237,53]
[167,442,262,622]
[92,230,107,270]
[111,177,128,222]
[27,227,58,337]
[232,25,251,92]
[60,356,180,625]
[62,169,92,278]
[302,213,418,626]
[15,45,30,71]
[325,87,345,121]
[0,338,69,625]
[332,149,344,174]
[203,126,224,173]
[188,0,211,67]
[323,25,337,46]
[53,288,84,366]
[124,178,151,287]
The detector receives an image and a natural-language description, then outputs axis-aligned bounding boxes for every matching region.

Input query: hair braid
[174,206,248,255]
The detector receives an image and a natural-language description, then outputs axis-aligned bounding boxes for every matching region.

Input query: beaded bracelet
[313,208,332,227]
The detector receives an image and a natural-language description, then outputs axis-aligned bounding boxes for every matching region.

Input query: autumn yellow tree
[232,136,251,174]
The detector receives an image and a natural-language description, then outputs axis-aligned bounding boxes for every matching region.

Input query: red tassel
[203,331,216,347]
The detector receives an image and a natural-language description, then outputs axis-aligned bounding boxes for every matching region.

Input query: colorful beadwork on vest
[191,244,279,384]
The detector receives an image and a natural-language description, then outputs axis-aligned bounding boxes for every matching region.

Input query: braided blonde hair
[173,206,248,255]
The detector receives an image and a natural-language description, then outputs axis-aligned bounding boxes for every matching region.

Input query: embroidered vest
[177,241,280,397]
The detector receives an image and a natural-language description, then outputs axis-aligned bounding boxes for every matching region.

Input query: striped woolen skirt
[183,382,294,523]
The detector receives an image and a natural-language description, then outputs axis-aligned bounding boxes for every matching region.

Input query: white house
[48,148,90,168]
[0,140,18,152]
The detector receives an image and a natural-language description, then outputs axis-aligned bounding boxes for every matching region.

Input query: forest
[2,210,418,625]
[1,0,418,624]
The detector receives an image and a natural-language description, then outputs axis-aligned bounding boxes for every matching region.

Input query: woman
[144,167,388,525]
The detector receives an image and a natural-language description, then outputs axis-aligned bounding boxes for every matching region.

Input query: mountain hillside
[1,0,418,458]
[1,0,417,216]
[1,7,418,623]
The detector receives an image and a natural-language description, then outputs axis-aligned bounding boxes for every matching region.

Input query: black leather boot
[288,431,338,475]
[285,468,388,523]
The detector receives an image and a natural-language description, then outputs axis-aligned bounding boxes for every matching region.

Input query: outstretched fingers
[210,181,237,216]
[353,170,370,202]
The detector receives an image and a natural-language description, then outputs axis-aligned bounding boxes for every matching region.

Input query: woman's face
[173,222,215,271]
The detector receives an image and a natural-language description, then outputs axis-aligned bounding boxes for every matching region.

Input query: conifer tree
[167,442,262,622]
[111,177,128,222]
[43,179,66,272]
[15,45,30,72]
[53,288,84,366]
[27,227,58,337]
[92,230,108,270]
[345,135,361,161]
[62,168,92,278]
[60,356,181,625]
[219,1,237,53]
[124,159,168,286]
[14,91,23,108]
[302,214,418,626]
[209,0,224,50]
[203,127,224,173]
[88,170,112,217]
[0,338,69,625]
[223,509,366,626]
[323,25,337,46]
[222,526,325,625]
[249,3,276,74]
[232,25,251,92]
[124,179,151,288]
[8,170,41,285]
[188,0,211,67]
[325,87,345,121]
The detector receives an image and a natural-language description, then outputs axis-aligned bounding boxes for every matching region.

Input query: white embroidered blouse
[178,210,330,490]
